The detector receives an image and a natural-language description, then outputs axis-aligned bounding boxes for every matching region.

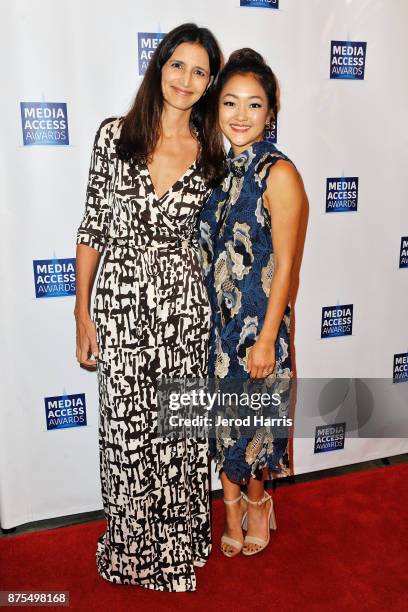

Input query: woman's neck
[160,104,192,139]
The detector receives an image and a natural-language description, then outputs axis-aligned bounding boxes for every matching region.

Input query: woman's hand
[75,313,99,368]
[247,337,276,379]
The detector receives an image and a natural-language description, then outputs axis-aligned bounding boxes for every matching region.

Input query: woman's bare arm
[74,244,101,367]
[247,160,305,379]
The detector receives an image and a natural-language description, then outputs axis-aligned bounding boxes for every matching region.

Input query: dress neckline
[227,140,272,177]
[145,159,197,202]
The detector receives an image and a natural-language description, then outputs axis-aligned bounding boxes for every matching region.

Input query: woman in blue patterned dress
[199,49,305,557]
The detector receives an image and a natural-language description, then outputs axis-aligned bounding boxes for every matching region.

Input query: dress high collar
[227,140,271,177]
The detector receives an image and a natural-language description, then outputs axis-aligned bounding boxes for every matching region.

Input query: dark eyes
[170,62,206,77]
[223,101,263,108]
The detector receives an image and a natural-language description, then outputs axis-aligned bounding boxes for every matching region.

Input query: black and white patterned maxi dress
[76,117,212,592]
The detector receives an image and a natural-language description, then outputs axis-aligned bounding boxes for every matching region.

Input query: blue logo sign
[314,423,346,453]
[326,177,359,212]
[33,258,76,298]
[265,119,277,144]
[330,41,367,80]
[240,0,279,8]
[399,237,408,268]
[138,32,166,75]
[321,304,353,338]
[20,102,69,146]
[393,353,408,383]
[45,393,87,430]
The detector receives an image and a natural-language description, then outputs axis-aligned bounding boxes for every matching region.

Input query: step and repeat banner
[1,0,407,528]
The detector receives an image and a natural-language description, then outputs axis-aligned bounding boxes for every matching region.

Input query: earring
[265,120,271,129]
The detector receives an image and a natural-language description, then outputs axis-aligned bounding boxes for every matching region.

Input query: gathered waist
[99,234,205,284]
[105,236,195,252]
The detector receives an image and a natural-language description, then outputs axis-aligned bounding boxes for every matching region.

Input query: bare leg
[244,470,271,554]
[220,471,245,556]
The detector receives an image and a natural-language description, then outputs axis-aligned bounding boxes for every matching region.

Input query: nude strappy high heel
[221,493,247,557]
[241,491,277,556]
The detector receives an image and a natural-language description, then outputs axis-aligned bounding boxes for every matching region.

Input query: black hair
[214,47,278,120]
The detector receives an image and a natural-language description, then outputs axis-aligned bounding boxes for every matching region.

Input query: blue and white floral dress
[198,140,294,484]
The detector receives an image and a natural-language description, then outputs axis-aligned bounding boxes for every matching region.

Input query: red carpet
[1,464,407,611]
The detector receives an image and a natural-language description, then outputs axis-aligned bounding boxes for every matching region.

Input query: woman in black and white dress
[74,23,224,592]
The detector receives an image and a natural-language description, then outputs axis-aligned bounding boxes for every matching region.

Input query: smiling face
[219,72,271,155]
[161,42,212,111]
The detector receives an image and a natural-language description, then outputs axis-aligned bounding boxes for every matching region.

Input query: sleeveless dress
[76,117,212,592]
[198,140,294,485]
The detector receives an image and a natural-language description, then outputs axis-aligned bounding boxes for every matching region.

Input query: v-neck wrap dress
[76,117,212,592]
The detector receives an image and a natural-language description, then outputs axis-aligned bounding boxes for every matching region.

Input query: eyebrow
[170,59,208,72]
[222,93,264,100]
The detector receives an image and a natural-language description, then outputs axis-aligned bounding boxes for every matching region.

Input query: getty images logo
[33,257,76,298]
[330,41,367,80]
[399,237,408,268]
[20,102,69,145]
[321,304,353,338]
[45,393,87,430]
[326,177,359,212]
[138,32,166,75]
[240,0,279,8]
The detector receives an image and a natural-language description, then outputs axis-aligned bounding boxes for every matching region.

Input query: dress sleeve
[76,119,113,253]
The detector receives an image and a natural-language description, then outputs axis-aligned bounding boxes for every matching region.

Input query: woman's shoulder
[92,117,124,160]
[252,140,296,184]
[253,140,292,166]
[96,116,124,140]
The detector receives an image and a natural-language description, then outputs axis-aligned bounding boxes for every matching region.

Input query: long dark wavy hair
[117,23,225,186]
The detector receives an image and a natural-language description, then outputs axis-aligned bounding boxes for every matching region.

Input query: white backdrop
[1,0,407,529]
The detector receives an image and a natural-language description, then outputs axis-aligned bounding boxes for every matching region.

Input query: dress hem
[213,461,292,486]
[97,567,198,592]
